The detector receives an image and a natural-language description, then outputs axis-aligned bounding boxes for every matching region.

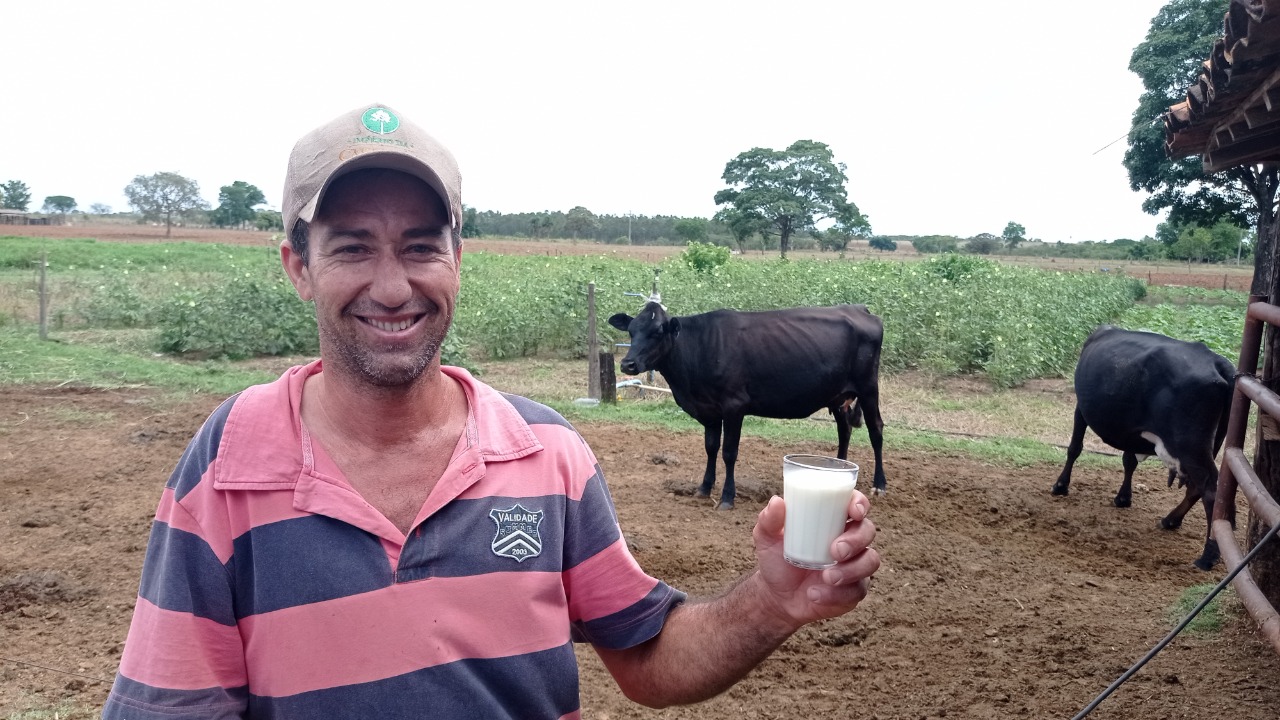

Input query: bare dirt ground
[3,382,1279,719]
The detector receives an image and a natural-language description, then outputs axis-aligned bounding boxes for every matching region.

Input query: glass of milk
[782,454,859,570]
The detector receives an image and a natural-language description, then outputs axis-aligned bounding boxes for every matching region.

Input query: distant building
[0,210,48,225]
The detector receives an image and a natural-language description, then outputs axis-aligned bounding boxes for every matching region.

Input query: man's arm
[593,492,879,707]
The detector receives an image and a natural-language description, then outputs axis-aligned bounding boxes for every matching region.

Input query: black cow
[608,301,886,510]
[1051,325,1236,570]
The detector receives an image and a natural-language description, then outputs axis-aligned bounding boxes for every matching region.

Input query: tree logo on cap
[361,107,400,135]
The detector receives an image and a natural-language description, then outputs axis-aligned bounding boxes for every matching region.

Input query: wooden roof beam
[1205,128,1280,171]
[1206,64,1280,143]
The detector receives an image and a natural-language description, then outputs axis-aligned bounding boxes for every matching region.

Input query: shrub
[681,241,730,273]
[77,275,151,328]
[154,275,317,359]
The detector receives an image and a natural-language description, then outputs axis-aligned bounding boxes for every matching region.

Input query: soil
[3,383,1279,719]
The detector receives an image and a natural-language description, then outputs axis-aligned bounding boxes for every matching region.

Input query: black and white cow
[608,301,886,510]
[1051,325,1236,570]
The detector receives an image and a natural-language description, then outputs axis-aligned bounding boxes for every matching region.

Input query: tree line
[0,174,283,236]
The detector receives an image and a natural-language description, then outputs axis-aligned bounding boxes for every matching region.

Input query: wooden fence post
[587,282,600,399]
[38,250,48,341]
[599,350,617,404]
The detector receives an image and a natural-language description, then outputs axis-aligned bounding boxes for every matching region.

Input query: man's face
[282,168,460,389]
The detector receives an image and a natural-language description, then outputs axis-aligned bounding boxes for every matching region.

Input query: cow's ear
[667,317,681,338]
[607,313,633,331]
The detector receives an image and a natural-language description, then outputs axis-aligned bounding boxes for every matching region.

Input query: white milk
[782,456,859,569]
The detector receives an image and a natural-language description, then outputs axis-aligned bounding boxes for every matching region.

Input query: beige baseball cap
[282,103,462,234]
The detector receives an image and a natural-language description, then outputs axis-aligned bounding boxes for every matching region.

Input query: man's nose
[369,256,413,308]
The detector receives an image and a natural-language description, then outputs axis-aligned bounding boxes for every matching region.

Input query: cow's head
[608,301,680,375]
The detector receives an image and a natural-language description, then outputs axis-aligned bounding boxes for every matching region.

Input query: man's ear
[280,236,313,301]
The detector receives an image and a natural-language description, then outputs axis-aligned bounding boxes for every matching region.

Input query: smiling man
[102,103,881,719]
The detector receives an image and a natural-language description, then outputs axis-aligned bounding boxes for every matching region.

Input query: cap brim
[296,151,456,228]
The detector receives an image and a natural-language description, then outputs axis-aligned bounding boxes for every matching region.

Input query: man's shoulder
[444,365,574,432]
[496,391,574,431]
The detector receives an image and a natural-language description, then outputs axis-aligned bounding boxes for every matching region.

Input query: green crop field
[0,235,1249,392]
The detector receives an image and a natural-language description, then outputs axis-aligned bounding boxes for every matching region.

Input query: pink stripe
[154,488,203,538]
[240,572,571,697]
[564,538,659,621]
[173,476,313,563]
[118,598,247,690]
[459,425,595,502]
[220,483,311,539]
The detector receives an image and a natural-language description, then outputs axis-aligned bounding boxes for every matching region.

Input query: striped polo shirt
[103,361,685,719]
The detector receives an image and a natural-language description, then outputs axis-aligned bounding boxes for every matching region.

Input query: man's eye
[406,243,444,255]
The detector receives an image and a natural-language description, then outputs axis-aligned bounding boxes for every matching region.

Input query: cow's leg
[1194,466,1221,571]
[1114,451,1139,508]
[696,421,721,502]
[1161,453,1214,531]
[1051,407,1087,496]
[832,401,852,458]
[858,391,888,495]
[1162,452,1220,570]
[717,416,744,511]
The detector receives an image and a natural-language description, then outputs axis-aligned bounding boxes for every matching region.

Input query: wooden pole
[599,350,617,404]
[37,250,48,341]
[587,282,600,399]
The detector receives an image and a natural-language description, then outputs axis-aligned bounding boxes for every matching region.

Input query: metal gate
[1214,294,1280,652]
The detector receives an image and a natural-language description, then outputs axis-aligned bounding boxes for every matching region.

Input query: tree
[124,172,207,237]
[965,234,1002,255]
[1208,219,1247,262]
[714,140,870,258]
[1128,236,1166,260]
[1170,225,1213,261]
[1124,0,1276,292]
[209,181,266,229]
[673,218,710,244]
[564,206,599,240]
[528,214,554,238]
[868,236,897,252]
[911,235,960,254]
[89,203,112,215]
[814,227,850,252]
[713,207,767,251]
[461,206,481,238]
[254,209,283,231]
[1002,221,1026,250]
[1,180,31,210]
[41,195,77,216]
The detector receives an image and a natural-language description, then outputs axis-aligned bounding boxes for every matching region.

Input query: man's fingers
[755,495,785,540]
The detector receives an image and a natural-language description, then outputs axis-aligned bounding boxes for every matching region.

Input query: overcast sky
[5,0,1178,242]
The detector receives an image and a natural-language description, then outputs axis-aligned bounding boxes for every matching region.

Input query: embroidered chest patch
[489,504,544,562]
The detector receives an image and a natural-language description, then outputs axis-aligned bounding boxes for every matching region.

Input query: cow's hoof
[1114,496,1132,509]
[695,490,711,500]
[1195,541,1220,570]
[1161,517,1183,531]
[716,501,734,511]
[1050,484,1069,497]
[871,487,888,497]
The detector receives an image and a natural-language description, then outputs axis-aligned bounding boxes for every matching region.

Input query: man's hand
[750,491,880,629]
